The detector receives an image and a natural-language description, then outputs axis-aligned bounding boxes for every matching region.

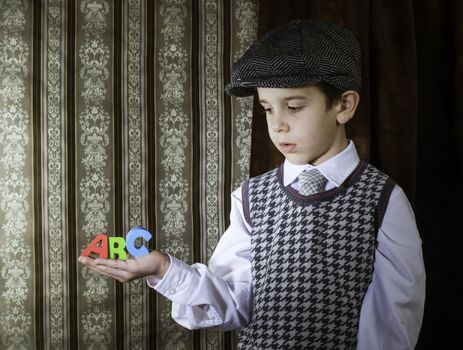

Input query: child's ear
[336,90,360,125]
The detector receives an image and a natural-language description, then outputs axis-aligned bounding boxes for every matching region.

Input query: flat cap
[225,19,362,97]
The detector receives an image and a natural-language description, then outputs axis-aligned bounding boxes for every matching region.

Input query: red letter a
[81,233,109,259]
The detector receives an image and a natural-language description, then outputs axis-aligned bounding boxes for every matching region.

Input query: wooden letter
[126,226,152,257]
[108,237,128,260]
[81,233,109,259]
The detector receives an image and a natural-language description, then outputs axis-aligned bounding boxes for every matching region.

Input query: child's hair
[316,82,343,110]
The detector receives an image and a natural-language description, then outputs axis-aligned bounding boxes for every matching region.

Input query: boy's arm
[80,187,253,331]
[147,187,252,330]
[357,185,425,350]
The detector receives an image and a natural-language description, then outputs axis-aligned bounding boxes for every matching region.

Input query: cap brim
[225,75,360,96]
[225,76,325,97]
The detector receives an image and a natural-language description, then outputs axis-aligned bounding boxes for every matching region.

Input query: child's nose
[271,114,289,133]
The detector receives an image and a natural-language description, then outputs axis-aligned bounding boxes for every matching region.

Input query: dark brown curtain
[252,1,463,349]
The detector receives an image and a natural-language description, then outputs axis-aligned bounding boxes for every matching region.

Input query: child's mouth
[279,143,295,152]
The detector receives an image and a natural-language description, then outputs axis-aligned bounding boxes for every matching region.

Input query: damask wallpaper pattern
[0,0,257,349]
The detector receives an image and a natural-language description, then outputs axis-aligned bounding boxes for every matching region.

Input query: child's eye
[261,107,273,115]
[288,106,302,112]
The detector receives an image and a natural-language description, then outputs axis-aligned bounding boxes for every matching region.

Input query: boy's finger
[82,262,111,277]
[79,257,101,271]
[94,257,128,269]
[93,267,121,280]
[96,265,132,281]
[78,255,94,264]
[78,256,132,281]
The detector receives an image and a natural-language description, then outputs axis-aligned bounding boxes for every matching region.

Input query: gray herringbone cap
[225,19,362,97]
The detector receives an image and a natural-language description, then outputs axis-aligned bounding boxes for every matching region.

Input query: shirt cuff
[146,254,200,303]
[146,254,174,288]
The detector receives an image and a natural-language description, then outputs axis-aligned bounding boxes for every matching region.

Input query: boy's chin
[283,154,312,165]
[284,152,328,166]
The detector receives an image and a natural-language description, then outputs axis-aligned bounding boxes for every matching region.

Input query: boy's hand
[78,250,170,283]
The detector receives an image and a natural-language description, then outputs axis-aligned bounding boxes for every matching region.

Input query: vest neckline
[277,160,367,203]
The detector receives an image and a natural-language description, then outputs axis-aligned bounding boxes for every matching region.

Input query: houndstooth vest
[238,161,395,350]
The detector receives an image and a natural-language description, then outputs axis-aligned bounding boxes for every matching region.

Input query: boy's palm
[78,250,170,283]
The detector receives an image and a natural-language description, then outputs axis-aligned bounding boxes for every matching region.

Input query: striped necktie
[298,168,327,196]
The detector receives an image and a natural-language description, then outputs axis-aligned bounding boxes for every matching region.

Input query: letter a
[81,233,109,259]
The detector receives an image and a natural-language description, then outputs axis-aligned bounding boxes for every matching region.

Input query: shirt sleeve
[146,187,253,330]
[356,185,426,350]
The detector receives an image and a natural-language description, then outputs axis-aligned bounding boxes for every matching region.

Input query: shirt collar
[283,140,361,187]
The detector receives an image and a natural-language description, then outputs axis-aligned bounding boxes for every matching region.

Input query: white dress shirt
[147,140,425,350]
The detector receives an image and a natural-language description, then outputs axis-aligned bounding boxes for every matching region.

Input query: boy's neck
[309,136,349,166]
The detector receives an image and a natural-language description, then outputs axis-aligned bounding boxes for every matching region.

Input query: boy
[80,20,425,349]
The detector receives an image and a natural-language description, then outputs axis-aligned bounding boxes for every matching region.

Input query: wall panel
[0,0,256,349]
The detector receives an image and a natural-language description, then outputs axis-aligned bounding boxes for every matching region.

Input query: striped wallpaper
[0,0,257,349]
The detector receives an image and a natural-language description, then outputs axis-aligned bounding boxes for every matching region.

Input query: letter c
[126,226,152,257]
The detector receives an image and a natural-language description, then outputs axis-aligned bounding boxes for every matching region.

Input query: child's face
[258,86,346,165]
